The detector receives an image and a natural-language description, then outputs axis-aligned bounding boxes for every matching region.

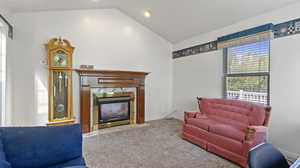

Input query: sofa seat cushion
[210,124,245,142]
[47,157,86,168]
[186,118,218,131]
[208,115,248,131]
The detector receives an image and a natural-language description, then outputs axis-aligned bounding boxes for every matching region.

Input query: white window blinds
[224,41,270,105]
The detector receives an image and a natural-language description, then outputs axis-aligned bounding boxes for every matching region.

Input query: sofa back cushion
[200,98,267,127]
[0,124,82,168]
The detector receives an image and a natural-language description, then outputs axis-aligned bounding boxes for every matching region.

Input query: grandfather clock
[45,37,75,125]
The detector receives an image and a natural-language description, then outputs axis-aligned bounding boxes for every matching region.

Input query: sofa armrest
[242,126,268,156]
[184,112,198,123]
[245,126,267,141]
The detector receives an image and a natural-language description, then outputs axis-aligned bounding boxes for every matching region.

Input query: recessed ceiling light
[91,0,99,2]
[144,10,152,18]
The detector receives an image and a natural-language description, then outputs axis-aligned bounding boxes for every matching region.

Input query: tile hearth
[83,123,149,138]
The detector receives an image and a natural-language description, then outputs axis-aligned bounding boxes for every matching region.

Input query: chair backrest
[0,124,83,168]
[248,143,290,168]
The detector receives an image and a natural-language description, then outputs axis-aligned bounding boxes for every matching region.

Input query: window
[224,40,270,105]
[0,26,6,125]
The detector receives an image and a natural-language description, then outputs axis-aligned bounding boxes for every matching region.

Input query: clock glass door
[52,71,70,119]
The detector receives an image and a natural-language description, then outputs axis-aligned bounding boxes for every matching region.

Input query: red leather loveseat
[182,98,271,167]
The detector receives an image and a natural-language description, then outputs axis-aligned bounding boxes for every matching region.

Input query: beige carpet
[83,119,240,168]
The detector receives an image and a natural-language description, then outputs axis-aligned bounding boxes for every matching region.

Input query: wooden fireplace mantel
[75,69,149,133]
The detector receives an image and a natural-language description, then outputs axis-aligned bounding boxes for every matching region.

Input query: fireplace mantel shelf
[75,69,150,76]
[75,69,149,133]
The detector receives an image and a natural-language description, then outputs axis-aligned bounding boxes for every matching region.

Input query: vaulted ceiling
[1,0,299,43]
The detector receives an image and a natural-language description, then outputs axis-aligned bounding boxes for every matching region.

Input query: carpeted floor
[83,119,240,168]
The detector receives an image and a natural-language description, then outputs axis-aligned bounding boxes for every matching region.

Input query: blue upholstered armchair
[248,143,300,168]
[0,124,87,168]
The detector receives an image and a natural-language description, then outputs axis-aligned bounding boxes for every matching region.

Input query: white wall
[172,50,223,119]
[270,35,300,157]
[11,9,173,125]
[172,2,300,158]
[0,2,13,126]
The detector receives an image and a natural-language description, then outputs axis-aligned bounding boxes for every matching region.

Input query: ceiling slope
[1,0,299,43]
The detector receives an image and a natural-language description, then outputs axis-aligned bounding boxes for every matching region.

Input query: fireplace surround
[76,69,149,133]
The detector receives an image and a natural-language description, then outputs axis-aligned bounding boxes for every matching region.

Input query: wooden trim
[184,112,188,123]
[48,69,53,122]
[136,86,145,124]
[47,119,75,126]
[263,106,271,127]
[75,69,149,77]
[197,97,203,101]
[80,87,91,133]
[245,127,256,140]
[197,97,202,111]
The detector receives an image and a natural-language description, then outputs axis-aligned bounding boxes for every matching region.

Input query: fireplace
[76,69,149,133]
[98,99,130,124]
[92,91,135,130]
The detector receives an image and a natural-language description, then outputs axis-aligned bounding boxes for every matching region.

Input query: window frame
[223,41,271,105]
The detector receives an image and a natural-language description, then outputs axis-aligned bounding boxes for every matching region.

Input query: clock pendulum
[58,72,62,93]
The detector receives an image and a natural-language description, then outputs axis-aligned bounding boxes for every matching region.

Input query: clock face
[53,50,68,67]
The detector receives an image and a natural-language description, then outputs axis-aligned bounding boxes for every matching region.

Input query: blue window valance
[217,23,274,49]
